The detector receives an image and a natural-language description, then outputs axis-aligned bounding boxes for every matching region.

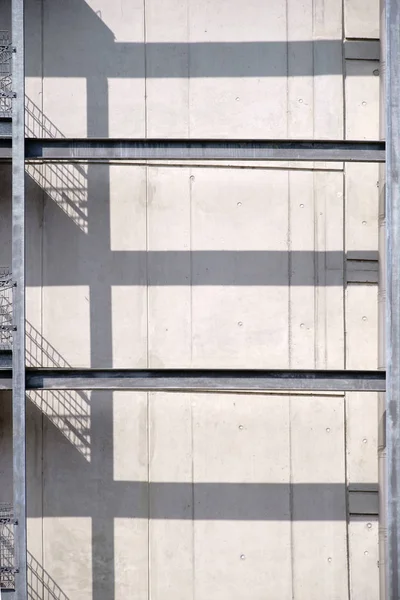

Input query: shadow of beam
[28,250,376,287]
[35,482,376,521]
[31,41,370,78]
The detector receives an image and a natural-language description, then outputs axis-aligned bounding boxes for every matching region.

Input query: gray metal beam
[0,119,12,137]
[0,368,385,392]
[386,0,400,597]
[0,138,386,162]
[11,0,26,598]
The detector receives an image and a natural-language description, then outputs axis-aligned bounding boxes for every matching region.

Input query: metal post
[385,0,400,597]
[379,0,387,597]
[11,0,26,598]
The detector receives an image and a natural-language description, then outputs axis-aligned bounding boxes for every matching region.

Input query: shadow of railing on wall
[25,96,88,233]
[28,552,70,600]
[26,322,91,461]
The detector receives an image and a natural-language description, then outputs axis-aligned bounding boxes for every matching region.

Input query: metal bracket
[0,518,17,525]
[0,568,19,575]
[0,91,16,99]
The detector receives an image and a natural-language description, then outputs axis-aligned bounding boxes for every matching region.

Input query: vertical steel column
[386,0,400,597]
[379,0,387,597]
[11,0,26,598]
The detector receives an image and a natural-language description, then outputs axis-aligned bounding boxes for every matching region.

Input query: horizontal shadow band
[27,251,378,286]
[27,482,378,520]
[29,40,380,78]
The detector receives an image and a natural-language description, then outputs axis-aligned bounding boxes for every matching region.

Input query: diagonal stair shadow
[26,322,91,461]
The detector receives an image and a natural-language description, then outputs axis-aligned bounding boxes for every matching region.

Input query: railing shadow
[26,322,91,462]
[28,552,70,600]
[25,96,88,233]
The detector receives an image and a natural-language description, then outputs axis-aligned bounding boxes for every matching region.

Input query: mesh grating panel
[0,267,13,351]
[0,31,12,118]
[0,504,15,590]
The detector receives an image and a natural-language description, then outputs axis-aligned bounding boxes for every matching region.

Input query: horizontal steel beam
[0,368,386,392]
[0,138,386,162]
[0,118,12,137]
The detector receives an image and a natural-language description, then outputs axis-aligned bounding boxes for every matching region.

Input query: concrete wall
[0,0,380,598]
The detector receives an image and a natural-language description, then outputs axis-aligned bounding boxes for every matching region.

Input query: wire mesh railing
[0,504,16,591]
[0,31,12,118]
[0,267,14,351]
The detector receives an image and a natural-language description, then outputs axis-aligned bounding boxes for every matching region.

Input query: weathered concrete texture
[344,1,380,591]
[0,0,381,598]
[345,0,380,39]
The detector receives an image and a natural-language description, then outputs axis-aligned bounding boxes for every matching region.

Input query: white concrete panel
[108,78,146,138]
[288,0,313,138]
[147,168,192,367]
[25,0,43,137]
[27,391,44,597]
[193,394,291,600]
[289,170,315,367]
[346,285,378,370]
[191,168,288,251]
[111,287,148,367]
[313,0,343,139]
[115,518,149,600]
[148,285,192,368]
[30,162,88,233]
[313,0,342,38]
[189,77,288,139]
[85,0,144,41]
[189,0,287,138]
[42,286,91,367]
[314,171,344,369]
[291,395,348,600]
[192,287,288,368]
[110,166,146,251]
[190,0,286,40]
[26,166,44,366]
[149,394,194,600]
[345,61,379,141]
[345,0,379,39]
[43,518,92,600]
[43,0,146,138]
[288,0,344,140]
[348,517,379,600]
[31,387,91,462]
[289,170,345,368]
[43,78,88,137]
[346,393,378,485]
[145,0,190,137]
[345,163,379,253]
[191,167,289,368]
[113,392,148,481]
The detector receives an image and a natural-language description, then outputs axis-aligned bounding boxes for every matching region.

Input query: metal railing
[0,31,12,118]
[0,268,13,351]
[0,504,15,591]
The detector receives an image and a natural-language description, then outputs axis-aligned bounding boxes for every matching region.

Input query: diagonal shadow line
[29,250,378,287]
[25,96,88,233]
[27,0,379,79]
[28,551,70,600]
[26,322,91,461]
